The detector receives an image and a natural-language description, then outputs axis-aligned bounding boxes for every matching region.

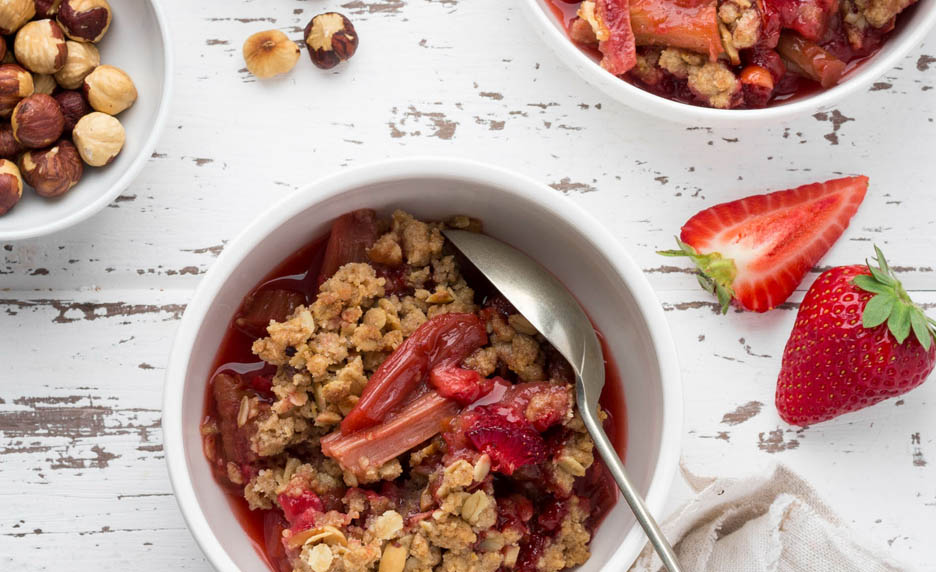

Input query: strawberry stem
[852,246,935,351]
[659,237,737,314]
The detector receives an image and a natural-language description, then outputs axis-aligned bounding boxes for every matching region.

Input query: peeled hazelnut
[72,110,122,166]
[243,29,300,79]
[0,0,35,35]
[0,123,23,158]
[35,0,62,17]
[53,89,89,132]
[54,40,97,89]
[57,0,111,43]
[19,138,82,197]
[0,158,23,215]
[14,19,68,74]
[0,63,34,117]
[304,13,358,70]
[82,64,136,115]
[12,93,64,148]
[33,73,57,95]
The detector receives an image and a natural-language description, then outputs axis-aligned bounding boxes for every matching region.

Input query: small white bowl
[0,0,173,240]
[163,157,683,571]
[521,0,936,126]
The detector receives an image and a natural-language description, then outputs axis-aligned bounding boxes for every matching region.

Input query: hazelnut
[35,0,62,17]
[243,29,300,79]
[53,40,97,89]
[72,110,122,166]
[0,158,23,214]
[33,73,57,95]
[14,19,68,74]
[0,39,13,64]
[53,89,89,132]
[57,0,111,43]
[0,0,35,35]
[304,13,358,70]
[82,64,136,115]
[0,63,34,117]
[0,123,23,158]
[12,93,64,148]
[19,138,82,197]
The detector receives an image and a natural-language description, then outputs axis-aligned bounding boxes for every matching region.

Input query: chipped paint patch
[918,55,936,71]
[757,428,800,453]
[812,110,854,145]
[721,401,763,426]
[341,0,406,15]
[912,432,927,467]
[388,106,458,140]
[0,299,185,324]
[549,178,596,194]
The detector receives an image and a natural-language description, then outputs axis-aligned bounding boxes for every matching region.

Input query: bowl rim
[163,156,684,571]
[0,0,175,241]
[520,0,936,125]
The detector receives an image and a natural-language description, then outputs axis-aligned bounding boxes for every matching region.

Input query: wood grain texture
[1,0,935,569]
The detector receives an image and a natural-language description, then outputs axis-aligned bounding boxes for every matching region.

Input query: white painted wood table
[2,0,935,569]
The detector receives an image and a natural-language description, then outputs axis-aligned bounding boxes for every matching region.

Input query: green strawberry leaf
[867,262,896,287]
[852,274,892,295]
[863,294,895,328]
[874,245,891,275]
[910,309,933,351]
[658,237,737,314]
[887,302,911,344]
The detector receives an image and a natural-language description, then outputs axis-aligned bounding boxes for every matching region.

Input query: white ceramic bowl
[522,0,936,126]
[0,0,173,240]
[163,157,683,571]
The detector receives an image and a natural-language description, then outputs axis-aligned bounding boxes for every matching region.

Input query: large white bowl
[0,0,173,240]
[522,0,936,126]
[163,157,683,571]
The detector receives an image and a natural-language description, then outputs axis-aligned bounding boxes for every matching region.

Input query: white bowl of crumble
[163,157,683,572]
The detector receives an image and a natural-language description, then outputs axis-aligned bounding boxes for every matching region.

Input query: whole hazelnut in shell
[304,12,358,70]
[19,138,83,197]
[57,0,110,43]
[243,29,300,79]
[12,93,65,148]
[0,158,23,215]
[0,63,34,117]
[14,19,68,74]
[0,0,35,35]
[54,40,98,89]
[54,89,90,132]
[72,110,122,166]
[0,123,23,158]
[83,64,136,115]
[35,0,62,17]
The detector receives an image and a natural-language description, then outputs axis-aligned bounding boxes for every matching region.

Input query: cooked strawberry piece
[762,0,838,41]
[776,248,936,425]
[341,313,488,434]
[429,364,494,405]
[496,493,535,532]
[317,208,379,287]
[278,490,324,526]
[235,289,307,338]
[660,176,868,313]
[464,410,549,475]
[322,391,460,477]
[596,0,637,75]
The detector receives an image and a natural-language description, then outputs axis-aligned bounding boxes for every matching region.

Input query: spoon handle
[581,411,682,572]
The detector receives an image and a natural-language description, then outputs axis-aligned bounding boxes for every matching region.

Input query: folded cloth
[630,464,906,572]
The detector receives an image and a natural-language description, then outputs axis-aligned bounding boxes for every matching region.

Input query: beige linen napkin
[630,464,906,572]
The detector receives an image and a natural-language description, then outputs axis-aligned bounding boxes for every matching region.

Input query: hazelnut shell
[19,138,83,197]
[82,64,137,115]
[12,93,65,148]
[57,0,111,43]
[0,63,34,117]
[0,0,35,36]
[72,110,123,166]
[0,158,23,215]
[14,19,68,75]
[304,12,358,70]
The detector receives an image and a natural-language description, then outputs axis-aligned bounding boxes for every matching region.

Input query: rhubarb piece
[235,289,307,338]
[317,208,379,286]
[321,391,460,476]
[211,372,262,469]
[340,313,488,434]
[597,0,637,74]
[630,0,724,61]
[762,0,839,41]
[777,33,846,88]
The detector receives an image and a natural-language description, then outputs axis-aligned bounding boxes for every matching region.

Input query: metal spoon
[444,229,682,572]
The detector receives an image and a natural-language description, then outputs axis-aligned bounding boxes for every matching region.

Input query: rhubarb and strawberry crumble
[201,209,624,572]
[551,0,920,108]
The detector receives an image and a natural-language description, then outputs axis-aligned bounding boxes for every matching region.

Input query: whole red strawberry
[776,247,936,425]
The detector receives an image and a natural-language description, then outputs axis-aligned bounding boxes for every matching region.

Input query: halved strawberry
[659,176,868,312]
[465,410,549,475]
